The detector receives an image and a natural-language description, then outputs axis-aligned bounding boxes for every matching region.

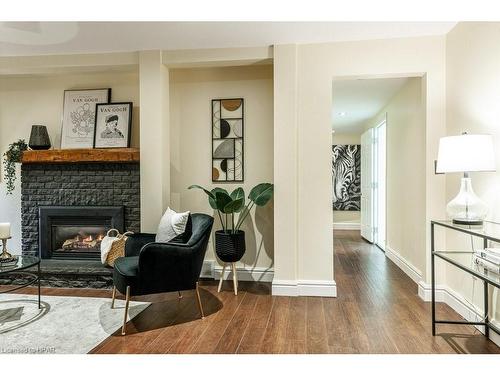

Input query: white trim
[384,246,500,346]
[418,280,500,346]
[200,260,274,283]
[333,222,361,230]
[272,279,337,297]
[385,245,422,283]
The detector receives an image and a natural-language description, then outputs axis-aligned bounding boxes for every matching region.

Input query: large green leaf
[215,191,232,212]
[211,187,229,209]
[248,183,274,206]
[223,197,244,214]
[230,187,245,212]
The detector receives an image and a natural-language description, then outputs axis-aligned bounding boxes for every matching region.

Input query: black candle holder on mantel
[28,125,51,150]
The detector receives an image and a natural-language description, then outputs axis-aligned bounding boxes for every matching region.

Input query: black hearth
[39,206,124,260]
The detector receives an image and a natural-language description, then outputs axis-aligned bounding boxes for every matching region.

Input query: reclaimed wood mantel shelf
[21,148,140,164]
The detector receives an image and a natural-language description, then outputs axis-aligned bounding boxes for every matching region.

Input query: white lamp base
[447,177,488,226]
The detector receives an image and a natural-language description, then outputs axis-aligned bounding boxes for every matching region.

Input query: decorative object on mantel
[61,88,111,149]
[212,98,244,182]
[3,139,28,194]
[94,102,133,148]
[436,133,496,225]
[28,125,51,150]
[101,229,134,267]
[0,223,14,262]
[188,182,274,295]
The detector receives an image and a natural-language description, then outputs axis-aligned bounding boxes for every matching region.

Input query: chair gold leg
[195,282,205,319]
[217,263,226,293]
[232,263,238,296]
[111,286,116,309]
[178,291,183,299]
[121,286,130,336]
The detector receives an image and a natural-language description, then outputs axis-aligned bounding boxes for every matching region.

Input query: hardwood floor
[9,230,500,353]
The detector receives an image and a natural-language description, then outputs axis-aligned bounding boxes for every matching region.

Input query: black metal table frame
[0,258,41,309]
[431,220,500,338]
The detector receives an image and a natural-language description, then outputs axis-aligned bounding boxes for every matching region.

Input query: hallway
[332,230,499,353]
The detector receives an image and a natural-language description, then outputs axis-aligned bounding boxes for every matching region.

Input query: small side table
[0,255,41,308]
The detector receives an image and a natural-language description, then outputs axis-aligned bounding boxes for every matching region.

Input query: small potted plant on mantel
[3,139,28,195]
[189,183,273,294]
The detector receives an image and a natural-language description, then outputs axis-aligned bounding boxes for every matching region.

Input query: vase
[29,125,51,150]
[214,230,246,263]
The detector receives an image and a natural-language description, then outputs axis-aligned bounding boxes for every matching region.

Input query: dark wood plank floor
[9,230,500,353]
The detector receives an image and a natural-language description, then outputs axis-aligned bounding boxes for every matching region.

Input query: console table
[431,220,500,338]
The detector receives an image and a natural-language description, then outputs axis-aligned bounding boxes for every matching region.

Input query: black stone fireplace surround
[19,162,140,288]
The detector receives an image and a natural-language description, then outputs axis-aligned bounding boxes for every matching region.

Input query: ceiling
[332,77,410,133]
[0,22,456,57]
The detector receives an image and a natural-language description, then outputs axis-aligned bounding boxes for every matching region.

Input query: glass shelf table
[0,255,41,308]
[431,220,500,338]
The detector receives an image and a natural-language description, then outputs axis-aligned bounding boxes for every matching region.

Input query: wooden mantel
[21,148,140,164]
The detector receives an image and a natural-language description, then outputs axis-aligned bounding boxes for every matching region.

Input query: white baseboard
[384,246,500,347]
[200,260,274,283]
[333,222,361,230]
[385,246,422,283]
[272,279,337,297]
[418,280,500,346]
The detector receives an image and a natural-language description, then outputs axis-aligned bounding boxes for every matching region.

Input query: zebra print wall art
[332,144,361,211]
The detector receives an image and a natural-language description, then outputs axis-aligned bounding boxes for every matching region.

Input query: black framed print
[212,98,244,182]
[61,88,111,149]
[93,102,132,148]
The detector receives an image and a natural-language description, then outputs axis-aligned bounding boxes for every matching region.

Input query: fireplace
[39,206,124,260]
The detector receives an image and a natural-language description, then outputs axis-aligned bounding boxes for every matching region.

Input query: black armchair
[111,213,214,335]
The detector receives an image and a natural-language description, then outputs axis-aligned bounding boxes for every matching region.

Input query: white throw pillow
[156,207,191,243]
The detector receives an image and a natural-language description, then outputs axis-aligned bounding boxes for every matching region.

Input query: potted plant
[188,183,274,263]
[3,139,28,195]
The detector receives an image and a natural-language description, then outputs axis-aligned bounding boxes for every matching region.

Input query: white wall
[445,22,500,329]
[332,131,361,226]
[0,70,140,253]
[364,78,425,274]
[272,35,446,296]
[169,65,274,273]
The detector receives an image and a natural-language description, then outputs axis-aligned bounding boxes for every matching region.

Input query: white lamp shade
[436,134,496,173]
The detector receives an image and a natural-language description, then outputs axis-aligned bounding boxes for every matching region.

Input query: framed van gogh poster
[60,88,111,149]
[211,98,244,182]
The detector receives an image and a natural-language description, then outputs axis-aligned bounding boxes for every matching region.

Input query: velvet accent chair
[111,213,214,335]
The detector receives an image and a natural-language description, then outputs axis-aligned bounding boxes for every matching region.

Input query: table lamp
[436,133,496,225]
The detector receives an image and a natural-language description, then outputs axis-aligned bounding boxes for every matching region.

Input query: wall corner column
[139,50,170,231]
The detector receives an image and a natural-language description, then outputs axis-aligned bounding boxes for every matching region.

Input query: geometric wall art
[332,144,361,211]
[212,98,244,182]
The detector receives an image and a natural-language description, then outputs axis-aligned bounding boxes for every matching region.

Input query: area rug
[0,293,149,354]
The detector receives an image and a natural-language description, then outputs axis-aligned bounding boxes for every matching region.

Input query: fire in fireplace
[54,226,106,254]
[39,206,124,260]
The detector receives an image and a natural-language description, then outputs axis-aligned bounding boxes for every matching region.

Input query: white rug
[0,293,149,354]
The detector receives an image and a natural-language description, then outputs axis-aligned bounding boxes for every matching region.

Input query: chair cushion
[113,256,140,295]
[155,207,191,243]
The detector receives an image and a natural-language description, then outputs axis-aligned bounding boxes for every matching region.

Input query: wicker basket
[105,229,134,267]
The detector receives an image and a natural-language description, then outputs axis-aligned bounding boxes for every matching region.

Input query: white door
[375,120,387,250]
[361,128,374,242]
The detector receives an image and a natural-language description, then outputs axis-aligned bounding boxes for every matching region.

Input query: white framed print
[60,88,111,149]
[93,102,133,148]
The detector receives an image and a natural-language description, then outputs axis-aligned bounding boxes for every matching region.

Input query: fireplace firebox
[39,206,124,260]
